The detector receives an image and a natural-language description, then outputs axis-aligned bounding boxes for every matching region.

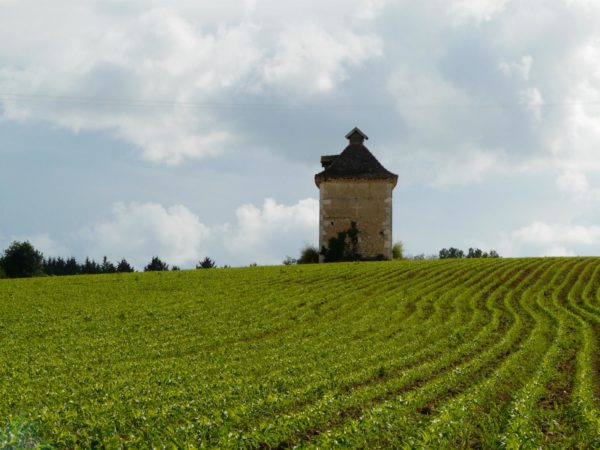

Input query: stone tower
[315,127,398,261]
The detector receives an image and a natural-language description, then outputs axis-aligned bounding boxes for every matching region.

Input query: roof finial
[345,127,369,144]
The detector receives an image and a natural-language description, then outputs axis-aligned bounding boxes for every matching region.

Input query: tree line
[438,247,500,259]
[0,241,220,279]
[1,239,502,279]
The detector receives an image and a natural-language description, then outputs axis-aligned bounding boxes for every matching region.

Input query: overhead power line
[1,92,600,112]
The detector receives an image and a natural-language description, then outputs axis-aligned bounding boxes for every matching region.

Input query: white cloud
[546,38,600,174]
[82,202,210,269]
[263,24,382,94]
[73,198,318,268]
[449,0,511,24]
[224,197,319,264]
[0,2,385,164]
[519,87,544,119]
[355,0,388,20]
[388,68,502,186]
[499,55,533,81]
[540,245,576,257]
[556,170,589,195]
[498,221,600,256]
[0,233,70,259]
[0,8,260,164]
[25,234,71,258]
[563,0,600,11]
[380,2,600,189]
[430,149,498,187]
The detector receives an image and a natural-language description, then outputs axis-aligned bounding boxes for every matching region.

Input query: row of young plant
[2,258,598,447]
[254,258,541,448]
[305,258,600,448]
[0,260,498,446]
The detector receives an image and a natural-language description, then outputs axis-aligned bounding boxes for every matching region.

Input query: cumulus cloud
[563,0,600,11]
[541,38,600,199]
[263,24,382,94]
[556,170,589,195]
[449,0,511,24]
[387,66,504,186]
[519,87,545,119]
[2,0,600,185]
[381,1,600,190]
[25,234,71,258]
[495,221,600,256]
[74,198,318,268]
[0,233,70,259]
[0,1,385,164]
[0,7,261,164]
[81,202,210,269]
[540,246,576,257]
[499,55,533,81]
[514,221,600,246]
[224,197,319,264]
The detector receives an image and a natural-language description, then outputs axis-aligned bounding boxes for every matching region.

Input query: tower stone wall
[319,179,394,260]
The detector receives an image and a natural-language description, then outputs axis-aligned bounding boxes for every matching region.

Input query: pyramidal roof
[315,127,398,187]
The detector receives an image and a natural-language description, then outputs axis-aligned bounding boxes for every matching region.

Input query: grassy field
[2,258,600,448]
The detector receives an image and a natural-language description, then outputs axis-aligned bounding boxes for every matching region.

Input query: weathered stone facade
[318,179,394,260]
[315,128,398,261]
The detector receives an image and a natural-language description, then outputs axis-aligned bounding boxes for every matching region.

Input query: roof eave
[315,173,398,188]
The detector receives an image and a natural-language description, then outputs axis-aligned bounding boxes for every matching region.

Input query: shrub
[298,246,320,264]
[321,222,361,262]
[392,242,404,260]
[0,241,44,278]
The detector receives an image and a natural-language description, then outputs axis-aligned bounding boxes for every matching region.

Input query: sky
[1,0,600,269]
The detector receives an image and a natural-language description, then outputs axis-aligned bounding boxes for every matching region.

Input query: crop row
[1,258,600,447]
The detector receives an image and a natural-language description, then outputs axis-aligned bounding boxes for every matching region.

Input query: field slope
[2,258,600,448]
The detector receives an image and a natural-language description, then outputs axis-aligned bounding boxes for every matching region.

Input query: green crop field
[2,258,600,448]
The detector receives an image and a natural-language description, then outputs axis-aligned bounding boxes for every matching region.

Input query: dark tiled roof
[315,140,398,187]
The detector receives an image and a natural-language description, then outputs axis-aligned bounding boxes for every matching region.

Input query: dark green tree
[0,241,44,278]
[44,257,65,276]
[64,257,80,275]
[196,257,216,269]
[439,247,465,259]
[144,256,169,272]
[116,258,135,273]
[81,257,102,274]
[101,256,117,274]
[466,247,484,258]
